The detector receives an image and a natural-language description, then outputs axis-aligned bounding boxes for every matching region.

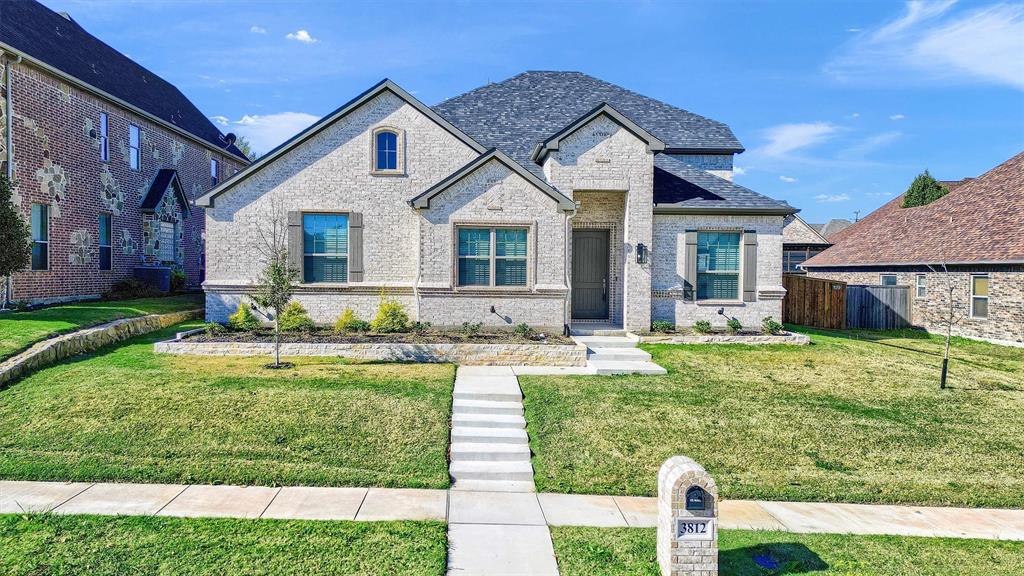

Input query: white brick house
[198,73,798,333]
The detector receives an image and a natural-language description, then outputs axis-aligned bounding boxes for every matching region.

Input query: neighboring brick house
[199,72,797,333]
[804,152,1024,346]
[781,214,831,274]
[1,1,248,305]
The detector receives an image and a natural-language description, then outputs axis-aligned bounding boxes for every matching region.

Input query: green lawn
[551,527,1024,576]
[0,293,203,360]
[0,514,445,576]
[521,328,1024,506]
[0,322,454,488]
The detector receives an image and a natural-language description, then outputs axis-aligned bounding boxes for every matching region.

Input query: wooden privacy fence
[846,285,911,330]
[783,275,846,329]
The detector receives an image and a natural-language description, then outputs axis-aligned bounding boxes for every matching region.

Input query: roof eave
[662,147,745,155]
[653,205,798,216]
[802,259,1024,268]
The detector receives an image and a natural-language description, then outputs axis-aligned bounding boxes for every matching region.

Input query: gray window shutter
[684,231,697,301]
[349,212,364,282]
[743,230,757,302]
[287,211,303,278]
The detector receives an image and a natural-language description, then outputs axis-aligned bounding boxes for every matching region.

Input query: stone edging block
[640,332,810,345]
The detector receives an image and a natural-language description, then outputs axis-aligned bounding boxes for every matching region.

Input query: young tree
[235,135,258,162]
[249,201,299,368]
[902,170,948,208]
[0,174,31,308]
[927,262,968,390]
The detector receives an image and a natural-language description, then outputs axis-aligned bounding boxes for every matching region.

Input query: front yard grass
[0,514,446,576]
[0,293,203,360]
[521,327,1024,506]
[0,322,453,488]
[550,527,1024,576]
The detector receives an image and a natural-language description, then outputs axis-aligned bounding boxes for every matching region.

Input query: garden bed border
[639,331,810,345]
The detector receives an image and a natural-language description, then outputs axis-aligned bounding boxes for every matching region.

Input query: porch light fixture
[636,243,648,265]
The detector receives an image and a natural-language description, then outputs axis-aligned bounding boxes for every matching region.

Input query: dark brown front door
[572,229,609,320]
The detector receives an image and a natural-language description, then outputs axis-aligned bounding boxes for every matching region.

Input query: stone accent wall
[652,214,785,329]
[5,57,243,304]
[809,267,1024,345]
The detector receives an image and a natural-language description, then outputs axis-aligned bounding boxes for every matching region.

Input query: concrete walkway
[3,480,1023,541]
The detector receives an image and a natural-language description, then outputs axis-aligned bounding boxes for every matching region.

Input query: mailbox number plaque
[676,518,714,541]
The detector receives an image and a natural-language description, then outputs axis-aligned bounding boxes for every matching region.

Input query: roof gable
[141,169,190,217]
[530,103,665,163]
[410,149,575,211]
[783,214,830,245]
[197,79,487,208]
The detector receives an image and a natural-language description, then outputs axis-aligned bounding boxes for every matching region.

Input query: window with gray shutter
[743,231,757,302]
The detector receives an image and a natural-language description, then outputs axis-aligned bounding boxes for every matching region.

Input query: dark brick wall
[4,59,244,303]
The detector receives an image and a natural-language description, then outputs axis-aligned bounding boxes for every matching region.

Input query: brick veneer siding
[572,191,625,325]
[652,214,785,329]
[3,57,243,304]
[808,266,1024,345]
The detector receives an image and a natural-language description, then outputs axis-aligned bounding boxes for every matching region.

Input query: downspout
[3,52,21,308]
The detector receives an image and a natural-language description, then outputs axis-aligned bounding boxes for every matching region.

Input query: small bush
[106,278,161,300]
[693,320,712,334]
[512,323,534,339]
[333,308,363,333]
[170,269,187,293]
[278,301,315,332]
[227,302,261,331]
[204,322,226,336]
[761,316,784,335]
[651,320,675,333]
[370,296,409,333]
[461,322,482,337]
[348,319,371,333]
[726,318,742,334]
[411,321,432,336]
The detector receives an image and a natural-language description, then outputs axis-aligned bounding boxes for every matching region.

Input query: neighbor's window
[457,226,528,287]
[880,274,897,286]
[971,275,989,319]
[98,213,112,271]
[128,124,140,170]
[916,274,926,298]
[374,129,398,171]
[696,231,741,300]
[99,112,109,162]
[210,158,219,186]
[303,213,349,283]
[31,203,49,270]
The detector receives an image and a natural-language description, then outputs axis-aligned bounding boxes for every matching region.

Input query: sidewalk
[3,480,1022,541]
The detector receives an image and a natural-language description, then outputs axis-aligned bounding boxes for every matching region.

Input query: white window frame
[915,274,926,298]
[970,274,989,319]
[128,124,141,171]
[454,224,532,290]
[879,274,897,286]
[210,158,219,186]
[99,112,109,162]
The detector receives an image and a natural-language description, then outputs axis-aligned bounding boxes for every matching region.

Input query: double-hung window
[99,112,109,162]
[303,213,349,283]
[971,275,989,319]
[31,203,49,270]
[880,274,897,286]
[457,227,528,287]
[696,231,741,300]
[916,274,927,298]
[128,124,140,171]
[98,213,112,271]
[210,158,219,186]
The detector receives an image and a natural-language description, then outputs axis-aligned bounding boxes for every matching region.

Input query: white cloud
[286,30,318,44]
[847,112,861,118]
[826,1,1024,90]
[756,122,839,157]
[867,191,895,197]
[889,114,906,120]
[846,27,863,33]
[779,175,798,183]
[223,112,320,155]
[732,166,747,176]
[250,25,266,34]
[839,131,903,158]
[209,115,229,127]
[814,193,852,203]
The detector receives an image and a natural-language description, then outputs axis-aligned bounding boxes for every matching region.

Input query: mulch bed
[185,328,575,346]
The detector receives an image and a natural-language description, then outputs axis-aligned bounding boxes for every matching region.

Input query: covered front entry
[572,229,610,320]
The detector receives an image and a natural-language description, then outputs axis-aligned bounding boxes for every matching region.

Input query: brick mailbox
[657,456,718,576]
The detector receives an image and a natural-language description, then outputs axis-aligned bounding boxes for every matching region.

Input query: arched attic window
[373,128,401,173]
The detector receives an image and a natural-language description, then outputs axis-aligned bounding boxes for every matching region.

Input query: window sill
[370,170,406,177]
[695,299,744,306]
[454,286,532,293]
[298,282,350,288]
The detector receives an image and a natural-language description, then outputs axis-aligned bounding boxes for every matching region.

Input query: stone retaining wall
[640,332,810,345]
[0,309,202,387]
[155,338,588,366]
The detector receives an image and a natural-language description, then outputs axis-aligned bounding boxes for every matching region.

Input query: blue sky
[44,0,1024,223]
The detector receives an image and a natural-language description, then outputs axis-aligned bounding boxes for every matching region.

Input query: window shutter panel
[743,230,757,302]
[684,231,698,301]
[349,212,364,282]
[287,211,303,278]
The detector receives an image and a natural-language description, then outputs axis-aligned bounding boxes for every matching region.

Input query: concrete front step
[451,442,532,462]
[589,359,667,375]
[587,347,651,362]
[453,380,523,402]
[572,335,639,349]
[451,426,529,445]
[453,413,527,429]
[450,460,535,482]
[570,325,626,337]
[451,479,537,492]
[452,398,524,416]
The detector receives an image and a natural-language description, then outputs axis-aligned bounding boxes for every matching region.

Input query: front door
[572,229,609,320]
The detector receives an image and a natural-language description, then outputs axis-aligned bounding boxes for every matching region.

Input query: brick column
[657,456,719,576]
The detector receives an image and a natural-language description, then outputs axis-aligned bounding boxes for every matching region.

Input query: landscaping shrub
[169,269,187,293]
[762,316,784,335]
[412,321,432,335]
[651,320,675,333]
[726,318,742,334]
[333,308,363,333]
[227,302,261,331]
[278,301,315,332]
[105,278,162,300]
[370,296,409,333]
[693,320,712,334]
[513,323,535,339]
[204,322,227,336]
[461,322,482,337]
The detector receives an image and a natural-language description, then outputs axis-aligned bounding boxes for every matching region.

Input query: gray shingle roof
[653,155,795,213]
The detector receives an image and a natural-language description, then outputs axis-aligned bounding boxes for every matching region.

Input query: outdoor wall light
[636,243,648,265]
